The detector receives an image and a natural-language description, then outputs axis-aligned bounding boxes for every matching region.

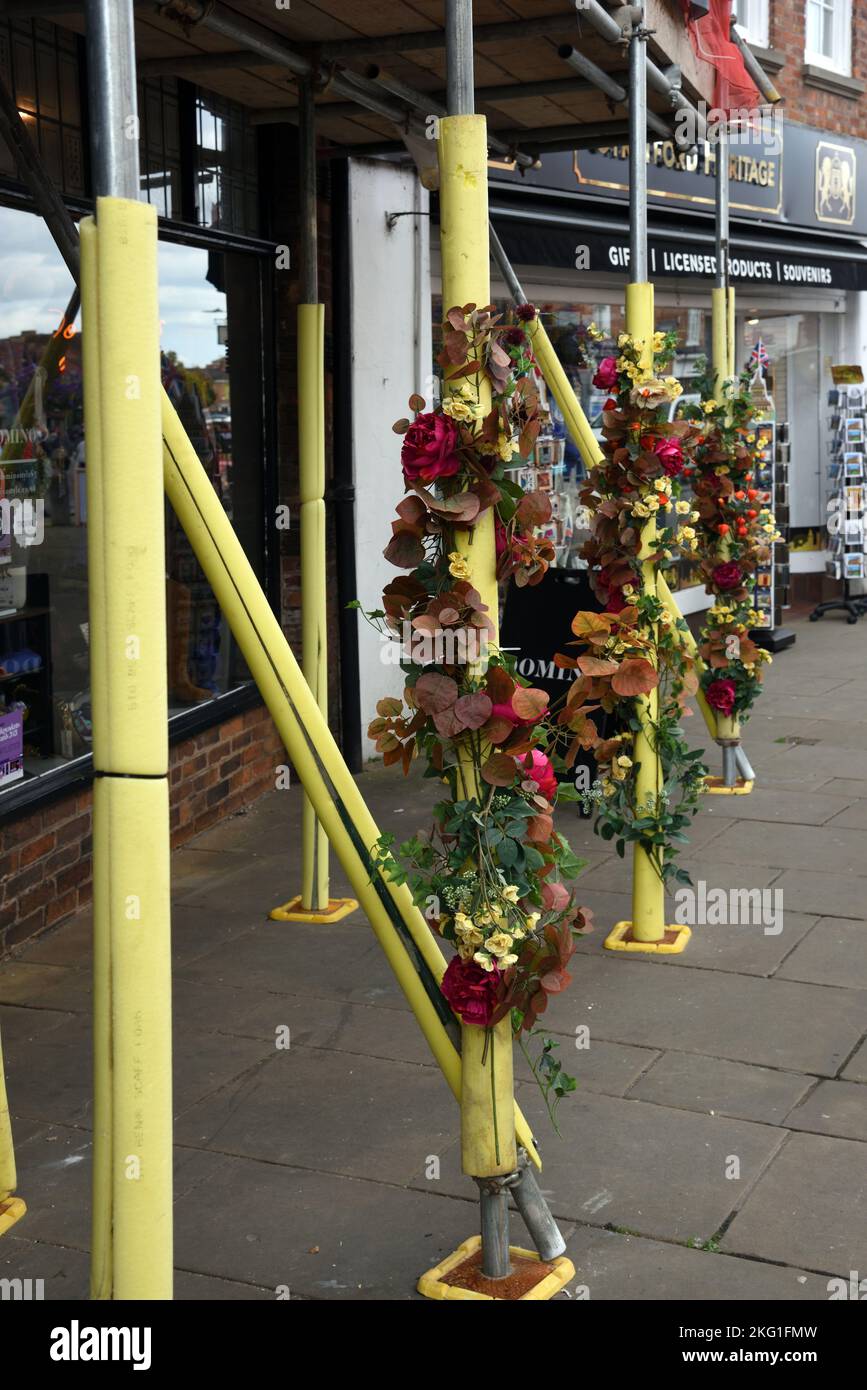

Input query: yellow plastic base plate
[604,921,692,955]
[0,1196,26,1236]
[704,776,754,795]
[418,1235,575,1301]
[269,895,358,923]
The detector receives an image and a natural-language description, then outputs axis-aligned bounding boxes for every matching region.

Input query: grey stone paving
[1,613,865,1299]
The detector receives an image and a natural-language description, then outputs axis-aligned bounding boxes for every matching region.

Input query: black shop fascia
[485,121,867,294]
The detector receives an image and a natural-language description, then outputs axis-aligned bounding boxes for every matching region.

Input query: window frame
[804,0,853,77]
[0,188,281,824]
[732,0,770,51]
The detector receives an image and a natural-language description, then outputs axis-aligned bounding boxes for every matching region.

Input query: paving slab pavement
[1,612,865,1299]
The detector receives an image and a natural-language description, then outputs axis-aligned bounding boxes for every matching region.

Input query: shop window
[138,76,183,221]
[0,204,268,795]
[195,92,258,235]
[0,16,85,197]
[805,0,852,75]
[731,0,770,50]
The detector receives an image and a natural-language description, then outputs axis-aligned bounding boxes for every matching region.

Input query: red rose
[706,678,737,716]
[712,561,743,591]
[516,748,558,802]
[494,516,508,558]
[653,437,684,477]
[515,302,537,322]
[401,411,462,485]
[592,357,619,391]
[597,565,628,614]
[441,956,503,1027]
[503,326,527,347]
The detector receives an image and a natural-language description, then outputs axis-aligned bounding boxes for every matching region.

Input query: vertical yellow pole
[727,286,736,382]
[269,304,356,923]
[81,217,112,1297]
[439,113,517,1180]
[83,198,173,1299]
[625,282,666,944]
[299,303,330,912]
[269,79,355,927]
[712,287,730,400]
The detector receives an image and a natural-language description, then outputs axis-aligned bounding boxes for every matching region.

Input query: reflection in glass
[0,207,265,790]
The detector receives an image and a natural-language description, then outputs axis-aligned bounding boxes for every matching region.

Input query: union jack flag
[750,340,770,369]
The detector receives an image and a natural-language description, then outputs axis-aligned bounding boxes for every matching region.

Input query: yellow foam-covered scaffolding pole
[269,79,356,926]
[0,1028,25,1235]
[605,20,689,956]
[82,197,173,1301]
[626,283,669,945]
[160,388,541,1168]
[299,305,330,912]
[438,111,517,1188]
[269,303,356,924]
[712,286,730,400]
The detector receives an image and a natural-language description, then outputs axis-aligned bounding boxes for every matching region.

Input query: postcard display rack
[811,384,867,624]
[751,417,796,651]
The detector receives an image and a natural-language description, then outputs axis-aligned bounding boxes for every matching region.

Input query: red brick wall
[0,701,282,955]
[771,0,867,138]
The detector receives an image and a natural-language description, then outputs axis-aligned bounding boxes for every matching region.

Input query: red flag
[681,0,760,111]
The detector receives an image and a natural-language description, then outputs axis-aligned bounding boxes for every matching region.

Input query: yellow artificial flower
[524,912,541,932]
[472,951,496,972]
[675,499,691,514]
[448,551,471,580]
[702,398,718,414]
[442,394,477,423]
[616,755,633,769]
[502,884,520,904]
[486,931,515,958]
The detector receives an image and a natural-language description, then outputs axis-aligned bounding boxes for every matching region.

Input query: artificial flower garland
[559,331,708,885]
[682,362,778,723]
[364,303,592,1122]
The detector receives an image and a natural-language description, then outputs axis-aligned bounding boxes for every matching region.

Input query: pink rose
[516,748,558,802]
[653,437,684,477]
[706,678,737,716]
[441,956,503,1026]
[401,411,462,485]
[711,561,743,591]
[592,357,619,391]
